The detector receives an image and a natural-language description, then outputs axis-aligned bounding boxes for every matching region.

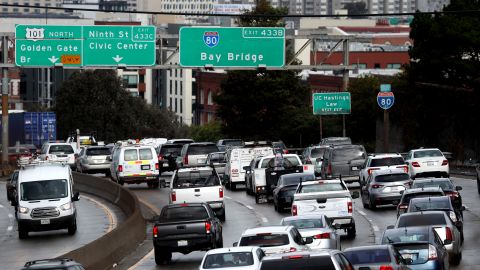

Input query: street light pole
[1,35,9,165]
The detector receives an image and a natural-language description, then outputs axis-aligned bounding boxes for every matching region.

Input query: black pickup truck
[153,203,223,264]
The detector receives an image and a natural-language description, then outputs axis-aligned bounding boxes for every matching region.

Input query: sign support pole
[342,39,349,137]
[1,35,9,165]
[319,116,323,141]
[383,109,389,152]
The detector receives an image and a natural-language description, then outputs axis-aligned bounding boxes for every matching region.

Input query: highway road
[122,174,480,270]
[0,177,121,269]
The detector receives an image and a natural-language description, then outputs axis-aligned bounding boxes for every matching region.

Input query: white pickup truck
[291,179,359,238]
[169,166,225,221]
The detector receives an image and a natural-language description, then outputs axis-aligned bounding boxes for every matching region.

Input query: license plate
[40,219,50,225]
[401,253,418,261]
[197,159,206,164]
[163,163,169,167]
[351,166,358,171]
[178,240,188,246]
[141,165,150,170]
[427,162,434,166]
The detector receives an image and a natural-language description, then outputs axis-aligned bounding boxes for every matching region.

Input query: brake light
[313,233,330,239]
[289,247,297,252]
[157,154,163,161]
[155,163,159,170]
[379,266,394,270]
[153,226,158,238]
[347,201,353,214]
[327,164,332,175]
[442,159,448,166]
[171,191,176,202]
[428,244,438,260]
[205,222,211,234]
[118,165,123,172]
[219,187,224,198]
[180,203,189,207]
[286,255,306,260]
[368,168,380,175]
[399,204,408,209]
[371,184,384,189]
[446,191,459,198]
[396,165,409,173]
[232,169,239,173]
[283,149,289,154]
[412,162,420,167]
[292,204,297,216]
[183,155,188,165]
[445,227,453,241]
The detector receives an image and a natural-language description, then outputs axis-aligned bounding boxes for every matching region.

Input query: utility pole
[1,35,9,165]
[342,39,349,137]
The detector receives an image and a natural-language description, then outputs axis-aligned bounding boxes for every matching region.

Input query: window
[24,8,30,12]
[124,149,138,161]
[169,80,172,94]
[239,234,289,247]
[374,63,381,69]
[180,99,183,113]
[175,81,177,95]
[207,91,213,105]
[180,81,183,95]
[169,98,172,110]
[353,63,367,69]
[387,63,401,69]
[123,75,138,88]
[139,148,153,160]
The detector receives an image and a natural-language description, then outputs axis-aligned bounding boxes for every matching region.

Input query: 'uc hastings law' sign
[179,27,285,68]
[312,92,351,115]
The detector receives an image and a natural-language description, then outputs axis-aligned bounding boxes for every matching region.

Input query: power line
[1,3,480,18]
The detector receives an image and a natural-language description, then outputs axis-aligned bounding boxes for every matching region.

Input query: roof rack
[19,159,68,169]
[25,258,73,267]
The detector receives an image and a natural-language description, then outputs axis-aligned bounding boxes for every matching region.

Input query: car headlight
[60,202,72,211]
[19,207,29,214]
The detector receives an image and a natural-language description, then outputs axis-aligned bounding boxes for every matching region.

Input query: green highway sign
[312,92,351,115]
[15,25,156,67]
[179,27,285,68]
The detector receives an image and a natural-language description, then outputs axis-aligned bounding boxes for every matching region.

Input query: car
[361,169,412,210]
[206,152,227,177]
[75,146,112,176]
[155,143,183,174]
[280,215,341,250]
[21,258,85,270]
[177,142,219,168]
[396,187,445,217]
[302,145,330,176]
[320,144,367,183]
[234,226,312,255]
[343,245,411,270]
[381,226,449,270]
[407,196,464,239]
[166,138,194,145]
[389,211,463,265]
[291,179,359,238]
[39,142,77,169]
[258,250,354,270]
[199,246,265,270]
[405,148,449,179]
[273,141,288,154]
[216,139,244,152]
[320,137,352,146]
[411,178,463,213]
[359,153,408,186]
[273,172,315,212]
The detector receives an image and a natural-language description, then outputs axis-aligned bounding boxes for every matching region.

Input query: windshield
[382,230,429,244]
[410,199,451,211]
[239,234,289,247]
[188,145,219,155]
[413,150,443,158]
[159,145,182,155]
[203,252,254,269]
[259,256,336,270]
[282,218,324,229]
[371,157,405,166]
[261,156,300,168]
[344,248,391,264]
[412,180,454,190]
[299,183,345,193]
[397,213,446,227]
[401,192,443,204]
[48,145,74,154]
[161,206,208,222]
[332,146,365,162]
[86,148,111,156]
[21,179,68,201]
[281,174,314,186]
[375,173,410,182]
[310,148,326,158]
[173,170,220,188]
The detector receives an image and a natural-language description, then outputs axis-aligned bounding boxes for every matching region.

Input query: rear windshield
[208,153,226,163]
[86,148,111,156]
[370,157,405,167]
[310,148,326,158]
[240,234,289,247]
[401,192,443,204]
[188,145,219,155]
[203,252,254,269]
[21,179,68,201]
[124,149,138,161]
[323,138,351,145]
[413,150,443,158]
[382,230,429,244]
[261,156,300,168]
[375,173,410,183]
[139,148,153,160]
[299,183,345,193]
[173,170,220,188]
[344,248,391,264]
[281,174,315,186]
[259,256,336,270]
[332,146,366,162]
[281,218,323,229]
[397,213,446,227]
[409,199,451,211]
[412,180,453,190]
[396,244,430,265]
[223,140,244,146]
[161,206,208,222]
[159,145,183,155]
[48,145,74,154]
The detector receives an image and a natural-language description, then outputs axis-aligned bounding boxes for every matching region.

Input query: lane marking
[8,214,13,219]
[7,226,12,231]
[261,217,268,223]
[372,225,380,232]
[357,210,366,216]
[245,205,254,210]
[82,195,116,233]
[0,204,4,208]
[225,196,232,199]
[127,249,154,270]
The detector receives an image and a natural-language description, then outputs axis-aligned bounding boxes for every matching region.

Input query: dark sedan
[344,244,411,270]
[411,178,463,214]
[273,173,314,212]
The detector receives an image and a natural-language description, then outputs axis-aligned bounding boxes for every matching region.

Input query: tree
[54,70,184,142]
[190,121,223,142]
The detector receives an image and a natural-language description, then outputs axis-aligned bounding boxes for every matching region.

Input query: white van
[13,162,79,239]
[39,142,76,169]
[224,144,273,190]
[110,144,160,188]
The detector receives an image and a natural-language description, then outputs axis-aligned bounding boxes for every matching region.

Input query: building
[158,0,217,25]
[194,71,226,125]
[0,0,63,14]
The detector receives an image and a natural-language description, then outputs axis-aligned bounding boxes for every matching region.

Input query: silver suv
[361,169,412,210]
[177,142,219,168]
[320,144,367,183]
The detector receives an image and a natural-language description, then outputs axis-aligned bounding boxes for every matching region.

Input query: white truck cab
[14,162,79,239]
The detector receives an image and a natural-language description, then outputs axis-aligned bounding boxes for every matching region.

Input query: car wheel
[362,194,370,209]
[68,218,77,235]
[216,235,224,248]
[154,247,172,265]
[231,182,236,191]
[18,224,28,239]
[451,251,462,265]
[369,197,377,210]
[255,194,260,204]
[477,176,480,194]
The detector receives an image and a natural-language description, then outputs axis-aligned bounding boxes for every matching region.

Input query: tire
[68,218,77,235]
[362,195,370,209]
[369,197,377,210]
[218,211,226,222]
[255,194,260,204]
[154,247,172,265]
[477,177,480,194]
[105,171,111,177]
[347,226,356,239]
[153,181,160,189]
[231,182,236,191]
[216,235,224,248]
[451,251,462,265]
[18,224,28,239]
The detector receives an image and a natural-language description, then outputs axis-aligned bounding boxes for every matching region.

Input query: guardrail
[60,173,146,270]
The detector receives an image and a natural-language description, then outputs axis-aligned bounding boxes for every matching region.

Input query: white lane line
[372,225,380,232]
[225,196,232,199]
[82,195,117,233]
[7,226,12,231]
[357,210,366,216]
[245,205,254,210]
[8,214,13,219]
[261,217,268,223]
[128,249,154,270]
[0,204,4,208]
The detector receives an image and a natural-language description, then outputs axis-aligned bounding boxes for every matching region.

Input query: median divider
[59,172,146,270]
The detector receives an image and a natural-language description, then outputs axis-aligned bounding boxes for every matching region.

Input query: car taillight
[327,164,332,175]
[446,191,459,198]
[441,159,448,166]
[219,187,224,198]
[118,165,123,172]
[289,247,297,252]
[157,154,163,161]
[428,244,438,260]
[379,266,394,270]
[445,227,453,241]
[45,156,48,160]
[153,226,158,238]
[371,184,384,189]
[283,149,289,154]
[396,165,408,173]
[412,162,420,167]
[368,168,380,175]
[292,205,297,216]
[449,211,457,222]
[313,233,330,239]
[183,155,188,165]
[399,204,408,209]
[171,191,176,202]
[205,221,211,234]
[347,201,353,214]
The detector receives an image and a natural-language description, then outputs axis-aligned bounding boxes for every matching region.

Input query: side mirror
[303,237,313,244]
[455,186,463,191]
[351,191,359,199]
[444,239,452,245]
[454,221,462,228]
[233,242,238,247]
[72,191,80,201]
[386,225,394,230]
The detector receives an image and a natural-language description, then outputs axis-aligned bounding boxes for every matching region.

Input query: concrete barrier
[59,173,146,270]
